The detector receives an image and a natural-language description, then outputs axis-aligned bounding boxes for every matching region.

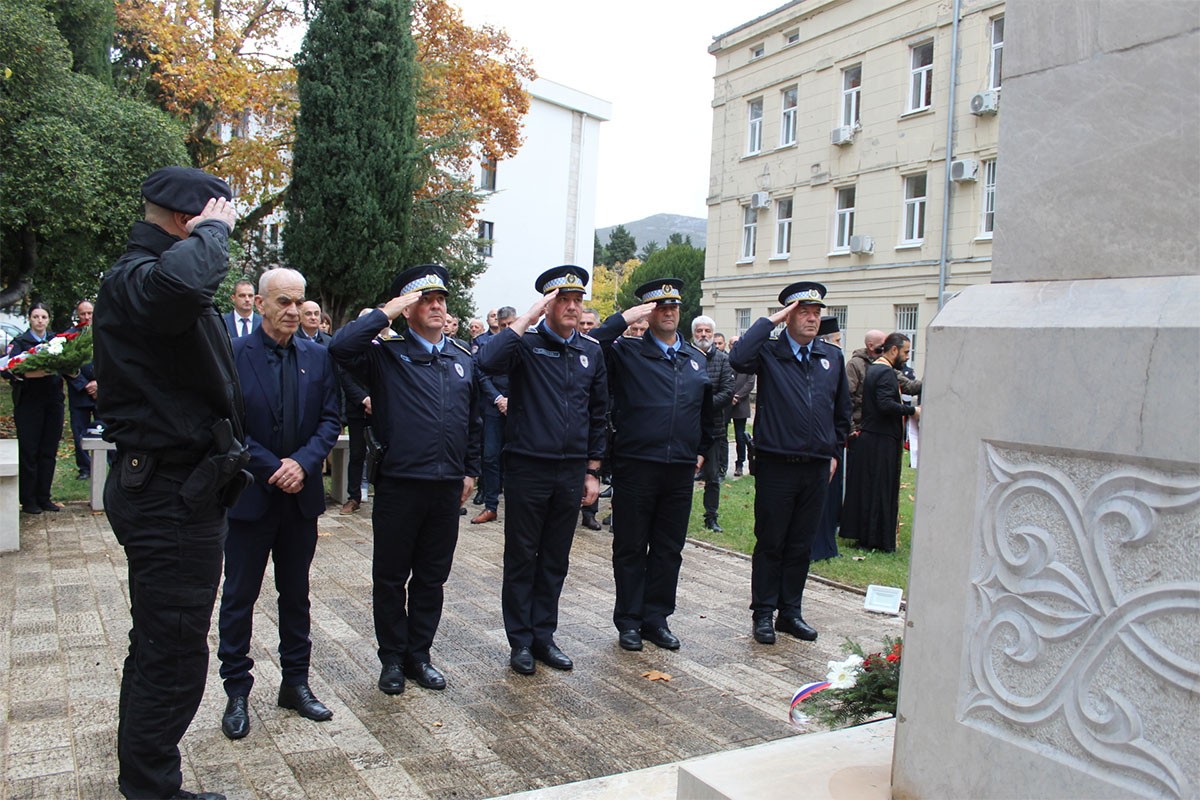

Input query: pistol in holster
[180,418,254,511]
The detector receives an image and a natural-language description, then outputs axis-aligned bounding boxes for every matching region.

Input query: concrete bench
[0,439,18,553]
[82,433,351,511]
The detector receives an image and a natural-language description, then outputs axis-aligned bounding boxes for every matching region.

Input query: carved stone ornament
[962,443,1200,798]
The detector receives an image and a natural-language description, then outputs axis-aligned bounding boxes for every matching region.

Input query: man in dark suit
[298,300,332,345]
[66,300,99,479]
[216,267,341,740]
[223,279,261,338]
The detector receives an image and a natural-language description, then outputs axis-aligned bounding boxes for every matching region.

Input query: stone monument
[891,2,1200,798]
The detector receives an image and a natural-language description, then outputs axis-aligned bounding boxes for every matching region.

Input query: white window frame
[828,305,848,333]
[902,174,927,244]
[773,197,793,257]
[834,186,856,251]
[908,41,934,112]
[980,159,997,237]
[784,29,800,46]
[478,220,494,257]
[780,86,798,146]
[750,43,765,60]
[740,205,758,261]
[894,304,919,364]
[841,65,862,128]
[735,308,751,335]
[480,156,497,192]
[746,98,764,155]
[989,17,1005,90]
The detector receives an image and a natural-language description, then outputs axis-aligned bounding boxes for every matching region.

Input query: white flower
[46,338,64,355]
[826,654,864,689]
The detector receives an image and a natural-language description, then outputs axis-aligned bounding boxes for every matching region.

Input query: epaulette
[768,331,781,340]
[378,332,406,344]
[579,332,598,344]
[447,337,472,356]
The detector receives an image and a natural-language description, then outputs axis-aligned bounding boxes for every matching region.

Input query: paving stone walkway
[1,496,902,799]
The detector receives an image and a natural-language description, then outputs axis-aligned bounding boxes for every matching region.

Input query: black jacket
[330,309,481,481]
[94,220,245,455]
[3,329,65,409]
[860,362,915,440]
[477,324,607,461]
[729,317,851,460]
[698,343,735,433]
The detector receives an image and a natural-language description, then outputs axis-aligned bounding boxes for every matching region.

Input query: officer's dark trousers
[502,454,584,648]
[69,403,96,473]
[372,476,461,666]
[750,457,829,619]
[700,436,724,522]
[14,394,62,508]
[611,458,693,631]
[105,459,224,800]
[480,410,505,511]
[346,416,368,502]
[732,418,749,468]
[218,493,317,697]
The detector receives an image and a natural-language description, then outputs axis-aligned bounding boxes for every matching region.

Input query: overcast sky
[448,1,770,228]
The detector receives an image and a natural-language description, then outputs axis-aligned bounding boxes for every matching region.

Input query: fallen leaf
[641,670,672,682]
[318,530,333,537]
[433,721,443,727]
[852,556,866,561]
[907,495,915,502]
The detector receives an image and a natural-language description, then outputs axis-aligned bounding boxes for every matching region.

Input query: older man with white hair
[691,315,734,532]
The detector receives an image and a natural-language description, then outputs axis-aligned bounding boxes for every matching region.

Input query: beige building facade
[702,0,1005,368]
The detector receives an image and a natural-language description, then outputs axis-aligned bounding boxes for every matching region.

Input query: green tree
[593,233,606,267]
[638,240,660,260]
[0,0,188,312]
[605,224,637,266]
[284,0,421,327]
[617,243,706,325]
[667,232,693,247]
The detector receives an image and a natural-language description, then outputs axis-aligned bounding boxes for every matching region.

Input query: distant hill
[596,213,707,252]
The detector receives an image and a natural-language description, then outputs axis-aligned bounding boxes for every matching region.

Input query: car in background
[1,321,21,355]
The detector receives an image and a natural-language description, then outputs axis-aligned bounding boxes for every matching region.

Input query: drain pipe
[937,0,963,309]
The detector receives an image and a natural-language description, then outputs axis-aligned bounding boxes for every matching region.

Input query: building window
[477,220,494,257]
[480,156,497,191]
[784,29,799,46]
[268,223,279,246]
[741,205,758,260]
[735,308,751,335]
[780,86,798,146]
[747,98,764,154]
[842,65,862,127]
[750,43,765,60]
[981,159,997,236]
[989,17,1005,90]
[909,41,934,112]
[902,174,927,244]
[834,186,856,251]
[774,198,793,257]
[895,304,919,363]
[828,305,848,333]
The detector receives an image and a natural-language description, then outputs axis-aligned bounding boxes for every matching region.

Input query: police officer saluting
[329,265,481,695]
[477,265,608,675]
[592,279,713,651]
[94,166,245,800]
[728,282,851,645]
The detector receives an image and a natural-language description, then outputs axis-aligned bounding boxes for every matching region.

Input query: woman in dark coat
[839,332,918,552]
[2,304,65,514]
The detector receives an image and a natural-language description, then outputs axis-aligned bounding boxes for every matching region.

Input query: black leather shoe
[378,663,405,695]
[618,629,643,651]
[404,661,446,690]
[220,695,250,740]
[776,616,819,641]
[753,616,776,644]
[640,625,680,650]
[510,646,535,675]
[40,502,62,512]
[704,518,724,533]
[581,512,602,531]
[172,791,227,800]
[278,683,333,721]
[531,641,573,671]
[21,505,41,515]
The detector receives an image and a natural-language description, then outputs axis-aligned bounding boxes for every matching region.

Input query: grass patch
[688,460,916,592]
[0,389,91,504]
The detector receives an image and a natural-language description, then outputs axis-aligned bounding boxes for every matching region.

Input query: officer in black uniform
[94,166,243,800]
[477,265,608,675]
[329,264,481,695]
[728,282,851,646]
[592,279,713,652]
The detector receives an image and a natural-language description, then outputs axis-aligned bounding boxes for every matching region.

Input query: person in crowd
[477,266,607,675]
[298,300,331,344]
[444,313,460,338]
[811,316,846,561]
[729,282,850,646]
[223,279,260,338]
[95,166,241,800]
[471,306,515,525]
[319,312,333,336]
[624,318,649,338]
[468,318,485,340]
[486,308,499,335]
[712,332,727,352]
[691,315,734,532]
[729,364,754,478]
[839,333,919,552]
[3,303,65,514]
[593,279,712,651]
[338,308,377,515]
[330,265,481,695]
[66,300,99,480]
[217,268,341,740]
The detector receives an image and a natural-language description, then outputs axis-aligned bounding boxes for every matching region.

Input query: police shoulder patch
[447,337,472,356]
[579,332,599,344]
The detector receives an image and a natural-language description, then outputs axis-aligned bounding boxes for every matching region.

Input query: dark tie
[278,344,299,457]
[240,317,249,337]
[798,345,810,366]
[666,348,675,361]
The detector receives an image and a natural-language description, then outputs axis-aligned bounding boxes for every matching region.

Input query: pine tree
[605,224,637,266]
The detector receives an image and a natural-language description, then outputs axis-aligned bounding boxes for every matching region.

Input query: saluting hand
[620,302,658,326]
[186,197,237,233]
[507,290,558,336]
[380,291,422,321]
[269,457,306,494]
[768,301,798,325]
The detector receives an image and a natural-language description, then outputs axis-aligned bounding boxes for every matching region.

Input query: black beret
[141,166,232,215]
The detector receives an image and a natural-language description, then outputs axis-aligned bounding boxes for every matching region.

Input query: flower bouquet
[790,636,902,728]
[0,328,93,376]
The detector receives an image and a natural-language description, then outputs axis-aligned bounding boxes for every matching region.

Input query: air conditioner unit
[830,126,855,146]
[970,90,1000,115]
[849,234,874,254]
[749,191,771,209]
[950,159,979,182]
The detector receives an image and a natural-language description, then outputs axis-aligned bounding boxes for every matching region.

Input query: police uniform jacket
[728,317,851,460]
[95,220,245,455]
[330,308,481,481]
[476,324,607,461]
[594,314,713,465]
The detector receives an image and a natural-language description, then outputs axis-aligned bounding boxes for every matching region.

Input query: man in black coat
[65,300,98,479]
[690,314,734,532]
